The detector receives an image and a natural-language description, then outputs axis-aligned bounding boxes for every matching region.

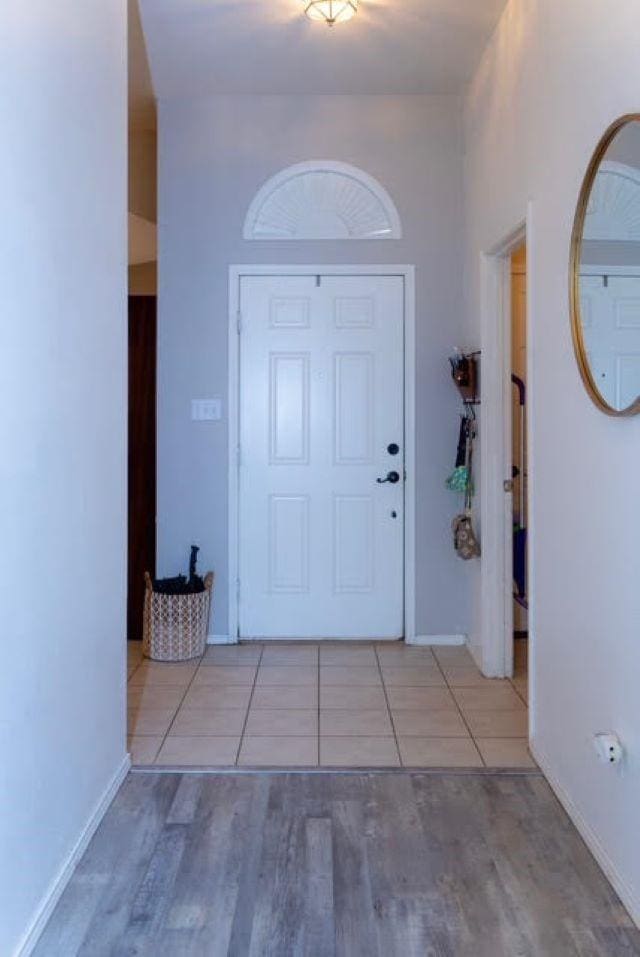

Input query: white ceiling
[138,0,508,98]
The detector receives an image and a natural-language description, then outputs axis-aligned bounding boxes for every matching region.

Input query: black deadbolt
[377,470,401,484]
[387,443,400,456]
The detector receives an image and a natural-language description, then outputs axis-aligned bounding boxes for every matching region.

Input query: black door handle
[377,470,400,484]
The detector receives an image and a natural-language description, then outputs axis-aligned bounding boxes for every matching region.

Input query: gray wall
[0,1,127,952]
[157,94,472,638]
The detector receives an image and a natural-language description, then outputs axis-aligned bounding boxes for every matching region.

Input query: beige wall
[129,129,157,222]
[129,260,157,295]
[128,0,156,292]
[129,130,157,292]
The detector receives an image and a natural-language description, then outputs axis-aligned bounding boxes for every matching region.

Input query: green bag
[446,465,471,493]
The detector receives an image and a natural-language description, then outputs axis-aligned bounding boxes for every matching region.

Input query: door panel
[239,274,404,639]
[334,352,374,464]
[333,495,374,593]
[268,494,310,593]
[269,353,310,463]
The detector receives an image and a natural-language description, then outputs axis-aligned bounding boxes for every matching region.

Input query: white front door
[579,273,640,408]
[238,273,405,639]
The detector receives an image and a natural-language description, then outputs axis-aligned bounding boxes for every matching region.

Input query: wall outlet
[593,732,624,765]
[191,398,222,421]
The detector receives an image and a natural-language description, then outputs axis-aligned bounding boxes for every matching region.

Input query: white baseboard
[208,635,467,646]
[230,636,386,642]
[15,753,131,957]
[408,634,467,646]
[530,738,640,928]
[207,634,236,645]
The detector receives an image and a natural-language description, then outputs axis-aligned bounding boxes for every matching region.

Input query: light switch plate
[191,398,222,421]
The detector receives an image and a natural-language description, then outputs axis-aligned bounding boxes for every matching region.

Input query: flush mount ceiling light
[302,0,358,26]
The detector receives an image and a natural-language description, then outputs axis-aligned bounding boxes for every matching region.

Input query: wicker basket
[142,571,214,662]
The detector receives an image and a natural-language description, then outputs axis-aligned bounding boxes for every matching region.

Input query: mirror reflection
[574,117,640,414]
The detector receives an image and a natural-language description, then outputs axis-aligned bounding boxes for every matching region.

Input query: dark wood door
[128,296,156,640]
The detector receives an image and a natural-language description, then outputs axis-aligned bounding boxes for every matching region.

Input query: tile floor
[128,639,531,769]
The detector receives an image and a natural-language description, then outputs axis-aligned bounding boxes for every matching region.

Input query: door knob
[377,470,400,484]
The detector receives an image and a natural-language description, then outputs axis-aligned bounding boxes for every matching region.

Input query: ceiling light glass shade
[302,0,358,25]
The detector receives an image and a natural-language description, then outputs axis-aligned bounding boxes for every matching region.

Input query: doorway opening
[127,296,157,640]
[510,244,529,694]
[127,0,157,644]
[228,265,416,643]
[479,214,533,693]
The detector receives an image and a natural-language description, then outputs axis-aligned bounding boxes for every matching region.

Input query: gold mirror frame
[569,113,640,417]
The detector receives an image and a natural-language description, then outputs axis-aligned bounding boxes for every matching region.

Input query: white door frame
[228,264,416,644]
[479,209,534,679]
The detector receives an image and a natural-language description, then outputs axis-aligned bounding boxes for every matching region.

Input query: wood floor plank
[224,775,272,956]
[330,781,381,957]
[363,773,450,956]
[35,770,640,957]
[303,817,335,957]
[160,775,259,955]
[165,773,206,825]
[33,772,181,957]
[246,775,310,956]
[118,822,189,954]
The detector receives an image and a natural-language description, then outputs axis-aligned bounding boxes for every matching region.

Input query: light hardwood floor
[128,640,531,769]
[35,770,639,956]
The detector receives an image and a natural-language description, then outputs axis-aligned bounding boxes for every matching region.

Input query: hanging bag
[452,511,481,560]
[451,415,481,560]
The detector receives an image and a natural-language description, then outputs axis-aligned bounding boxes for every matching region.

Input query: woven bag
[142,571,214,661]
[452,512,481,560]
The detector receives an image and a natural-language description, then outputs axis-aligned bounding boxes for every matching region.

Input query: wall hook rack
[449,350,481,406]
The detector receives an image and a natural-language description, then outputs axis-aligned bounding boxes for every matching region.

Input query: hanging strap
[464,417,475,514]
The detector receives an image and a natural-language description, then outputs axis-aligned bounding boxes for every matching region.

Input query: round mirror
[570,114,640,415]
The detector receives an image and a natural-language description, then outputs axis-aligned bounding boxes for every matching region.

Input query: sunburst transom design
[584,161,640,241]
[243,161,402,241]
